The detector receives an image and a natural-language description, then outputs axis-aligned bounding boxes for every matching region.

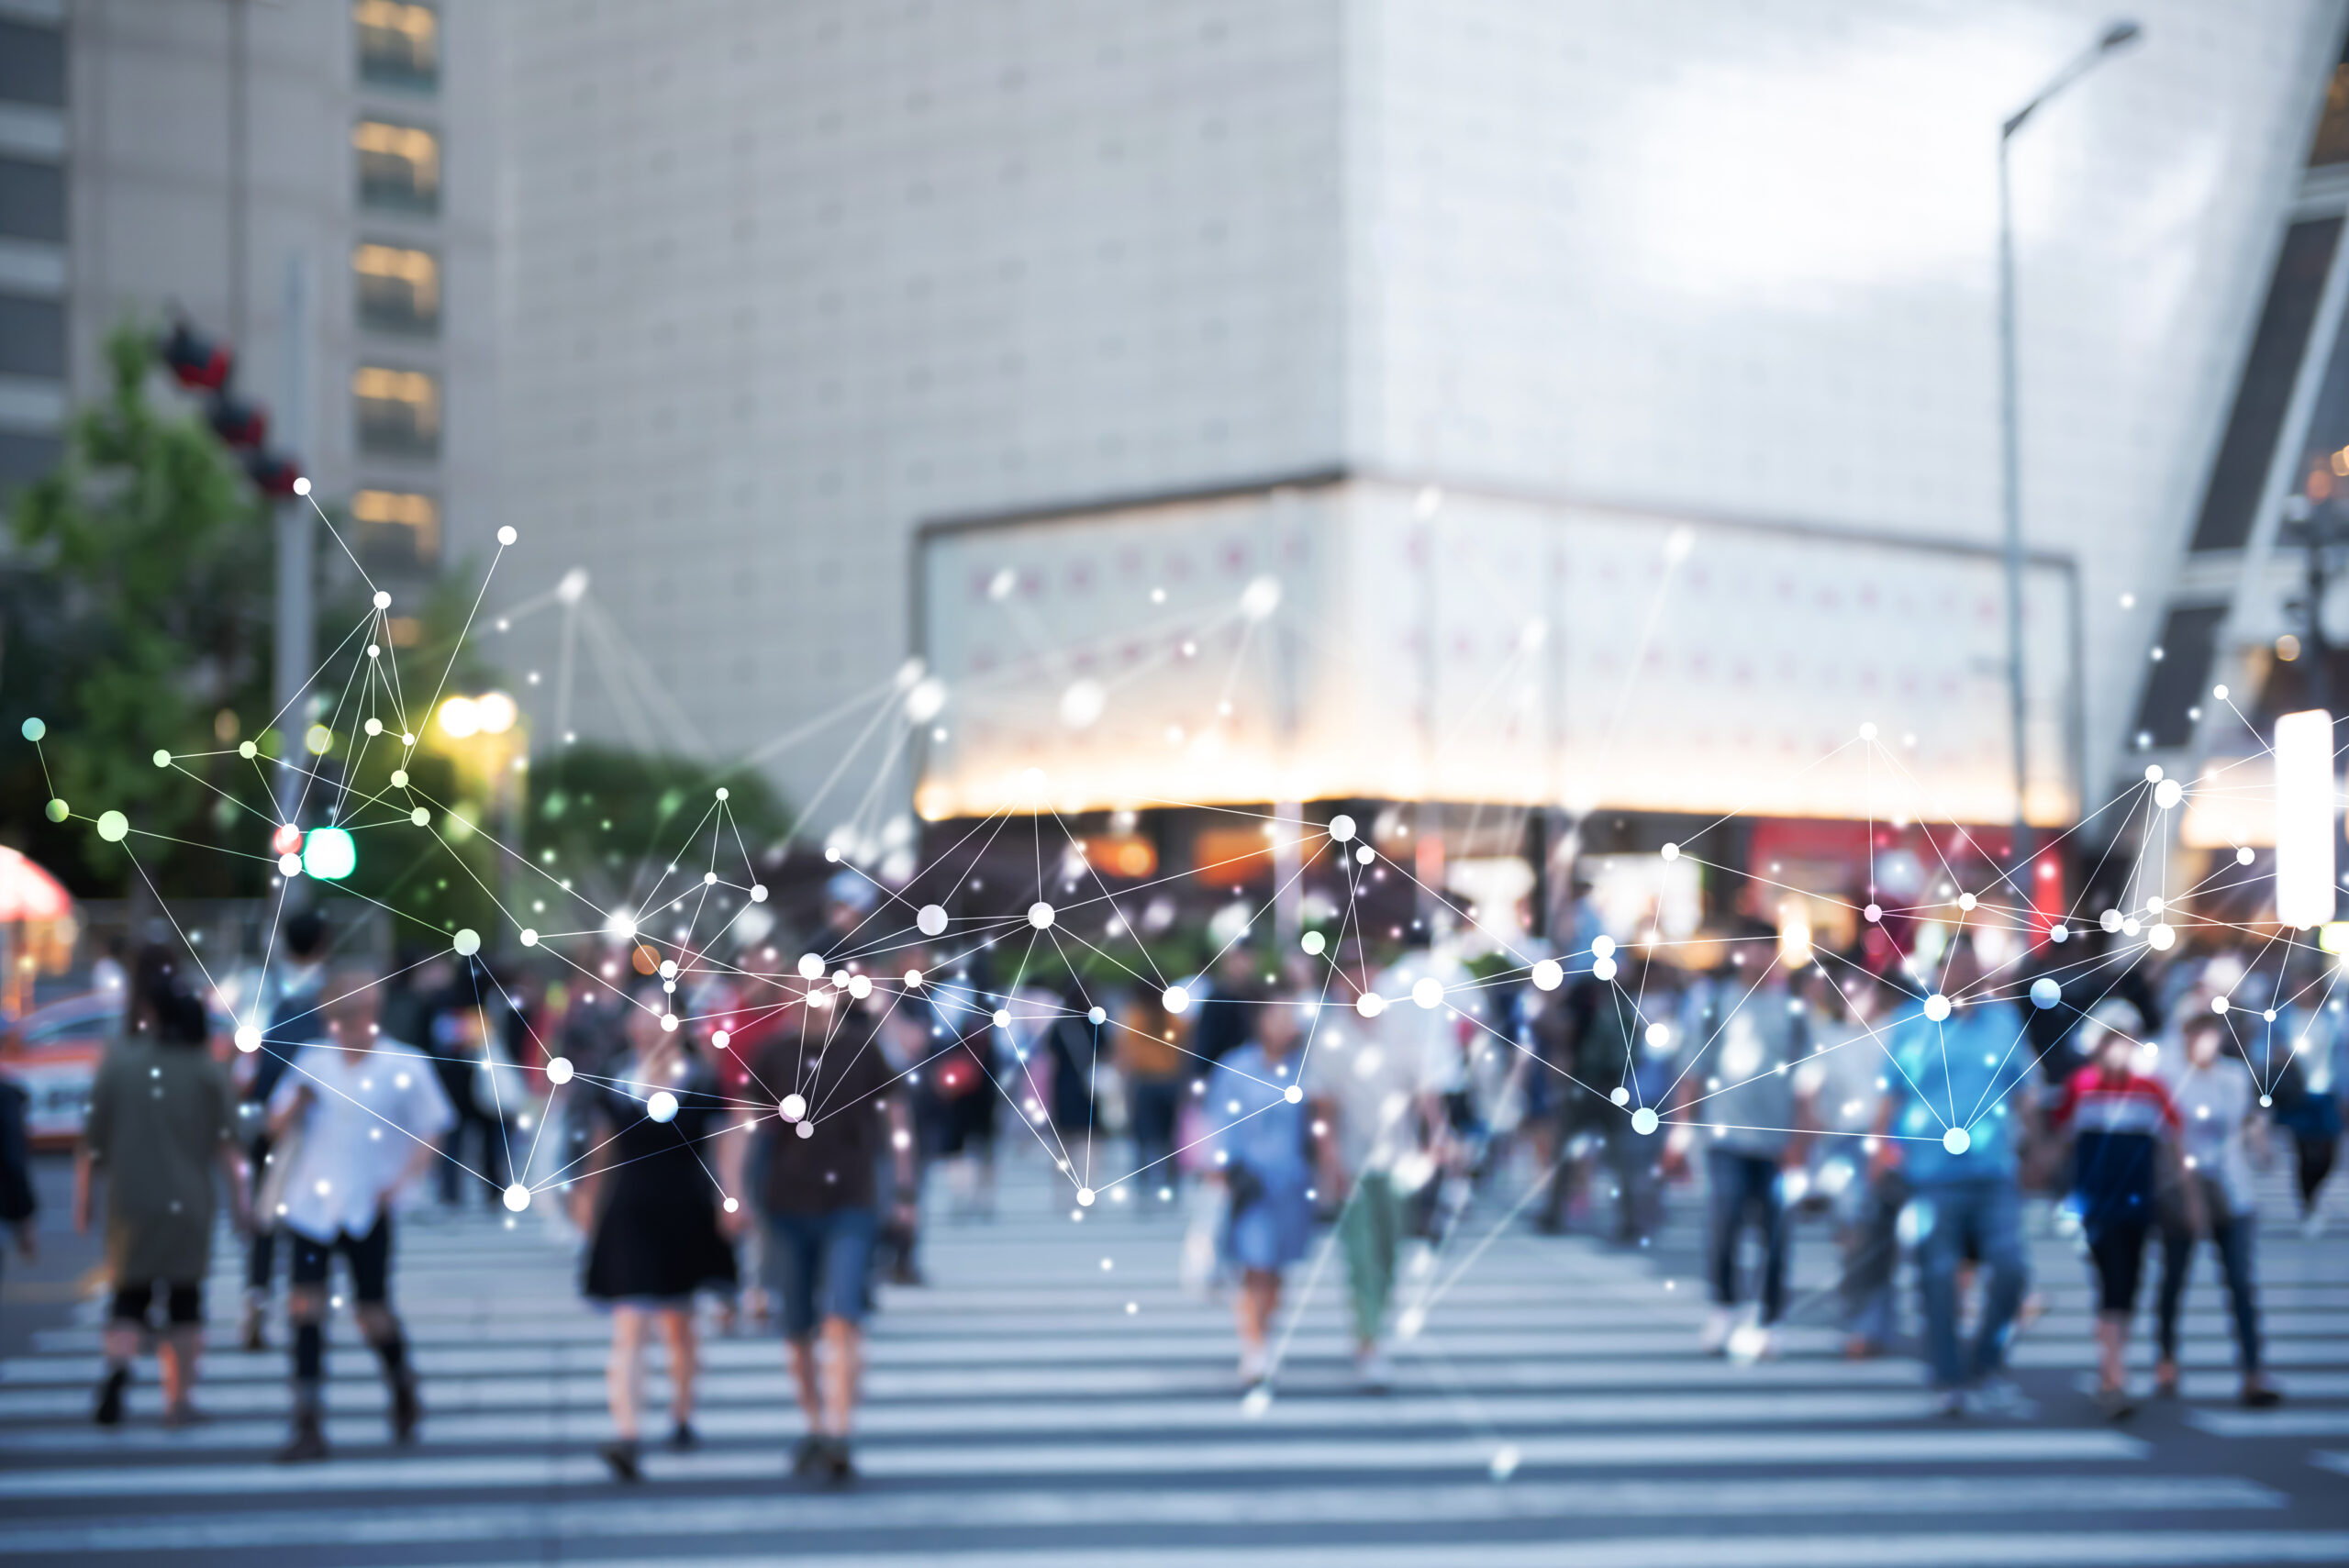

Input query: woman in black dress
[572,973,741,1480]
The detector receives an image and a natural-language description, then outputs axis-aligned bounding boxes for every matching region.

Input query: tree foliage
[4,322,272,894]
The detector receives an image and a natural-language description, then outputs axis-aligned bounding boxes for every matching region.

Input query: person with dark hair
[265,966,454,1462]
[0,1068,33,1281]
[74,947,248,1426]
[239,907,331,1351]
[2049,1000,2184,1419]
[572,973,742,1481]
[751,981,917,1484]
[2155,1016,2281,1408]
[1204,995,1321,1391]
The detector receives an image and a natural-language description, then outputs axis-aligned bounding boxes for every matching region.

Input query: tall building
[0,0,499,610]
[492,0,2345,845]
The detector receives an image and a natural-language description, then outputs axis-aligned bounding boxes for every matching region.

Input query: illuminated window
[354,242,440,335]
[355,1,438,91]
[353,365,440,457]
[351,488,440,567]
[354,119,440,214]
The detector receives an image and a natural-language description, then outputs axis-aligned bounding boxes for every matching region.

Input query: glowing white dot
[546,1057,574,1084]
[798,952,825,980]
[1592,935,1617,960]
[1301,930,1327,956]
[1355,991,1386,1018]
[519,929,539,947]
[916,904,949,937]
[1329,814,1357,843]
[1943,1127,1971,1156]
[1859,722,1877,740]
[400,731,416,745]
[1923,994,1952,1022]
[2048,923,2069,942]
[1076,1187,1096,1207]
[795,1121,814,1140]
[781,1093,807,1121]
[848,974,873,998]
[453,928,481,957]
[2030,978,2061,1009]
[1354,844,1375,864]
[2154,778,2183,810]
[389,768,408,787]
[2147,923,2176,951]
[710,1029,730,1051]
[1531,959,1563,992]
[1631,1106,1660,1136]
[373,590,392,610]
[1593,957,1618,982]
[1490,1444,1522,1483]
[1411,977,1442,1009]
[1163,985,1192,1014]
[278,852,303,877]
[364,717,383,736]
[991,1007,1012,1029]
[409,806,430,826]
[904,969,925,988]
[1864,903,1882,923]
[1609,1086,1631,1106]
[1661,842,1680,862]
[1028,901,1056,929]
[1088,1006,1106,1025]
[660,1015,680,1034]
[97,810,130,842]
[239,740,258,759]
[234,1025,262,1053]
[2145,763,2165,783]
[502,1184,530,1212]
[291,475,311,496]
[497,525,518,545]
[2211,996,2230,1015]
[153,750,172,768]
[1282,1084,1304,1104]
[2236,846,2254,866]
[1956,893,1976,912]
[647,1091,678,1122]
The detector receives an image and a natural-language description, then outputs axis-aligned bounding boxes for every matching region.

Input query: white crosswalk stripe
[2,1157,2343,1564]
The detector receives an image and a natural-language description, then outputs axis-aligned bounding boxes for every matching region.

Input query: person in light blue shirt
[1873,932,2040,1415]
[1204,998,1323,1389]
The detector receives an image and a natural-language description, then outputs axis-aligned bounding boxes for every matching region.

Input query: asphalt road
[3,1151,2346,1566]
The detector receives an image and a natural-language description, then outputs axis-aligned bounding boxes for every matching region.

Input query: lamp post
[1998,18,2140,873]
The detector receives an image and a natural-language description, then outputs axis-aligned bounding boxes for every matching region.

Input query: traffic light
[154,315,304,499]
[207,395,268,450]
[160,320,232,391]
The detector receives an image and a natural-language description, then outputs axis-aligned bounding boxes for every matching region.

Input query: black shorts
[287,1216,394,1305]
[2086,1218,2151,1314]
[110,1282,202,1327]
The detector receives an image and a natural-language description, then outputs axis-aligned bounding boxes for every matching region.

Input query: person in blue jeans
[1873,933,2040,1418]
[751,991,916,1484]
[1204,997,1324,1389]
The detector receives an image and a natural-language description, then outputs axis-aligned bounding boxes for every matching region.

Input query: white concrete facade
[491,0,2343,820]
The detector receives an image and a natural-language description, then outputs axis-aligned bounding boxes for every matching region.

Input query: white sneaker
[1355,1347,1395,1392]
[1238,1345,1269,1386]
[1699,1307,1735,1355]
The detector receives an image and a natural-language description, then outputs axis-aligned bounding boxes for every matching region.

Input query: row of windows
[352,5,441,569]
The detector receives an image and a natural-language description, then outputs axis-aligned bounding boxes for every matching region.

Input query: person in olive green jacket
[73,946,249,1427]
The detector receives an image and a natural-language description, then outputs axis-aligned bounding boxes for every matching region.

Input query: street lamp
[1998,19,2140,869]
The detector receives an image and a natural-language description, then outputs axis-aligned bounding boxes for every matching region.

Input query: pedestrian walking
[239,906,328,1351]
[1203,995,1320,1390]
[1320,953,1432,1390]
[2155,1014,2283,1407]
[2049,1000,2184,1419]
[1676,962,1811,1359]
[1808,970,1900,1358]
[573,973,743,1480]
[1115,986,1185,1203]
[0,1062,35,1285]
[264,967,456,1462]
[2273,969,2343,1236]
[751,981,917,1483]
[74,947,247,1426]
[1875,932,2038,1418]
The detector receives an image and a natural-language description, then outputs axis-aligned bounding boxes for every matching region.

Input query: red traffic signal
[208,395,268,450]
[161,321,232,391]
[245,452,303,497]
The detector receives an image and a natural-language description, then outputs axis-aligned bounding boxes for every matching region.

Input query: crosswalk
[3,1151,2345,1566]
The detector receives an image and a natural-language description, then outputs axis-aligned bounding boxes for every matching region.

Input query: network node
[152,750,171,768]
[2211,996,2230,1015]
[1923,994,1952,1022]
[647,1091,679,1122]
[917,904,949,936]
[1593,957,1618,982]
[1163,984,1192,1014]
[18,717,40,741]
[2030,977,2061,1009]
[1592,935,1616,960]
[1609,1086,1631,1106]
[409,806,430,826]
[234,1025,262,1053]
[497,526,518,545]
[712,1030,730,1050]
[1088,1006,1106,1025]
[1531,959,1563,992]
[904,969,924,988]
[1631,1106,1660,1136]
[1661,842,1679,861]
[278,852,303,878]
[520,929,539,946]
[453,929,481,957]
[1355,991,1385,1018]
[1076,1187,1096,1207]
[291,475,311,496]
[1864,903,1882,923]
[373,590,392,610]
[96,810,129,842]
[1301,930,1326,956]
[546,1057,574,1084]
[44,798,66,823]
[798,952,825,980]
[781,1094,807,1121]
[660,1013,677,1031]
[1942,1127,1971,1156]
[1329,813,1357,843]
[239,741,257,759]
[2154,778,2183,810]
[1283,1084,1304,1104]
[1028,900,1055,929]
[751,884,769,902]
[1411,977,1442,1009]
[502,1184,530,1212]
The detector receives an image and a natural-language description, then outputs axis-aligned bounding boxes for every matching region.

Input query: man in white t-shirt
[264,966,456,1462]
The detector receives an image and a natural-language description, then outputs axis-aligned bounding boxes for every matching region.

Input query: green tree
[6,321,271,894]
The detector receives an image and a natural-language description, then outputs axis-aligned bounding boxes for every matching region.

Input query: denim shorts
[763,1207,878,1340]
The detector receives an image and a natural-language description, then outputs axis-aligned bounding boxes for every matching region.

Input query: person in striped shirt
[2049,1001,2186,1418]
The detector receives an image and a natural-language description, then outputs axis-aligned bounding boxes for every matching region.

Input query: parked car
[0,987,237,1149]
